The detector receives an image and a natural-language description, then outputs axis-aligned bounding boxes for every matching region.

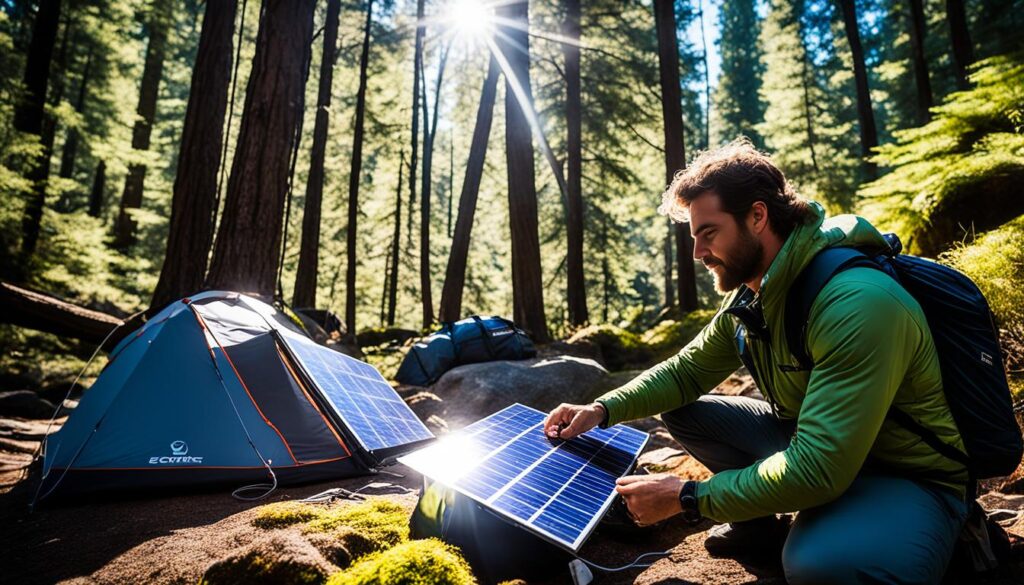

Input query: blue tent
[36,291,427,503]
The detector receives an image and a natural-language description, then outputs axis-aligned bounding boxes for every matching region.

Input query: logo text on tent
[149,441,203,465]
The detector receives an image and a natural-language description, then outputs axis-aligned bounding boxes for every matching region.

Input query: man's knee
[782,535,859,585]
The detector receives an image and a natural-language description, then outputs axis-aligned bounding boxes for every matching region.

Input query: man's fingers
[543,404,574,437]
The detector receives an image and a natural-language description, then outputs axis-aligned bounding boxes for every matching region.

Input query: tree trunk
[447,137,453,238]
[205,0,316,295]
[908,0,933,124]
[344,0,374,339]
[292,0,340,309]
[419,43,449,329]
[438,57,500,322]
[16,0,62,264]
[113,9,168,249]
[407,0,425,247]
[837,0,878,180]
[800,43,820,172]
[698,0,710,148]
[58,49,93,180]
[499,1,548,342]
[386,151,404,326]
[654,0,697,312]
[563,0,587,327]
[151,0,238,310]
[945,0,973,90]
[88,160,106,218]
[0,282,123,345]
[663,221,674,308]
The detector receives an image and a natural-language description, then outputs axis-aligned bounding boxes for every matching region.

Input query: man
[544,139,968,584]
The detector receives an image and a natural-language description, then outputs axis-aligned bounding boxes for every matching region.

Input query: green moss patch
[252,501,323,529]
[641,309,717,361]
[326,539,476,585]
[567,324,650,371]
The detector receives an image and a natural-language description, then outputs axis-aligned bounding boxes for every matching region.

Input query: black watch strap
[678,480,702,525]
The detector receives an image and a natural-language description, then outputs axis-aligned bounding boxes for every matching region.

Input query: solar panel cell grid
[399,403,648,551]
[280,333,433,454]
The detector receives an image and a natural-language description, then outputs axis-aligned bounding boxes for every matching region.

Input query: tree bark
[499,1,548,342]
[418,44,449,329]
[58,49,93,180]
[292,0,340,309]
[151,0,238,310]
[0,282,122,345]
[344,0,374,339]
[438,57,500,322]
[654,0,697,312]
[407,0,425,247]
[205,0,316,295]
[386,151,404,326]
[563,0,588,327]
[945,0,973,90]
[908,0,933,124]
[113,8,168,249]
[88,160,106,218]
[837,0,878,180]
[16,0,62,264]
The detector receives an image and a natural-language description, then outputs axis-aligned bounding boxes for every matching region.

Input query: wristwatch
[678,480,702,525]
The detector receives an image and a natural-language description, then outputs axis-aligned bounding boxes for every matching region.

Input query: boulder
[0,390,56,419]
[429,355,607,428]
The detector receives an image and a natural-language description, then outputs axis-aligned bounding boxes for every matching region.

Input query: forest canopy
[0,0,1021,348]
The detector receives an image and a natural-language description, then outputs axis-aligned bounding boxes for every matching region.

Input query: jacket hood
[757,201,889,323]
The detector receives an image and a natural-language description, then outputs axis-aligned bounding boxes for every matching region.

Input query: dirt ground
[3,413,1024,585]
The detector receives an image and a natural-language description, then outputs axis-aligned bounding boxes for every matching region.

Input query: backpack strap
[784,247,879,370]
[787,245,973,473]
[471,316,497,359]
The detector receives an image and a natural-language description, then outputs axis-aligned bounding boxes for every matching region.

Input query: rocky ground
[2,350,1024,584]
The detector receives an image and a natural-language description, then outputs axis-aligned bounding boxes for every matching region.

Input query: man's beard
[702,227,764,293]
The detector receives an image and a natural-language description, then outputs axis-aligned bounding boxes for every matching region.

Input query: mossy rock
[326,539,476,585]
[303,500,409,549]
[200,533,336,585]
[641,309,717,362]
[567,325,651,371]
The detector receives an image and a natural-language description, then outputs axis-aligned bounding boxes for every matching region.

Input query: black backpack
[784,233,1022,480]
[395,316,536,386]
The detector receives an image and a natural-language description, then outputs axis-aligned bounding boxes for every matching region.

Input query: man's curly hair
[658,137,815,239]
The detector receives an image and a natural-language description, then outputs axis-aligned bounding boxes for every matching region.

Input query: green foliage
[326,539,476,585]
[859,52,1024,255]
[712,0,765,146]
[941,215,1024,398]
[757,0,862,213]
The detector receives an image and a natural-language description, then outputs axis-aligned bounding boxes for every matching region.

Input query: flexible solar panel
[399,403,648,552]
[278,332,434,459]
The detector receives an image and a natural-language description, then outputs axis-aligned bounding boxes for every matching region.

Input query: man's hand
[543,402,606,440]
[615,473,685,527]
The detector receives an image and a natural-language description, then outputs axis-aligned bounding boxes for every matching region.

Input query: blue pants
[662,395,968,585]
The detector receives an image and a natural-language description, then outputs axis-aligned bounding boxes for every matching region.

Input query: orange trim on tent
[48,456,351,472]
[275,344,352,457]
[188,307,301,466]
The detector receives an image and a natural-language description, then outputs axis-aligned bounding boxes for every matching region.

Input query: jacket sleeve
[696,275,924,522]
[595,307,741,427]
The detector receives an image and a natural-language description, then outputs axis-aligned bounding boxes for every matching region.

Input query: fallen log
[0,282,124,345]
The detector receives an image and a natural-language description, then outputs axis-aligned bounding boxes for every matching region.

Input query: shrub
[859,51,1024,256]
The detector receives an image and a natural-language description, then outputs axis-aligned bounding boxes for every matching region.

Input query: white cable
[577,550,672,573]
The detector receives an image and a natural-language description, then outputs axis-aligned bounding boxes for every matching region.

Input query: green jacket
[597,202,967,523]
